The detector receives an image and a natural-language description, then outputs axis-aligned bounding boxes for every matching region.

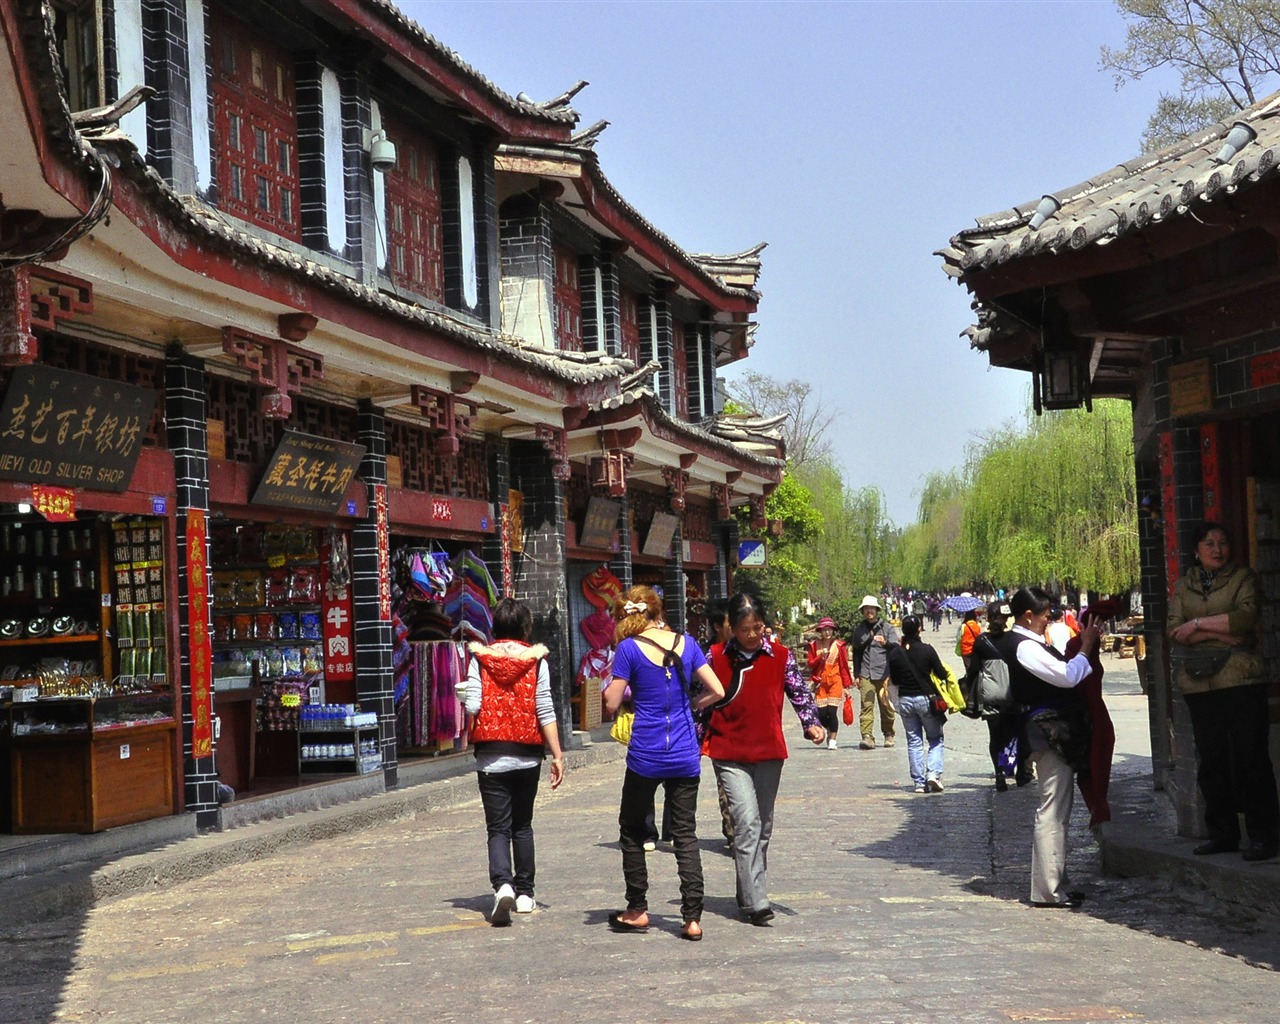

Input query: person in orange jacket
[806,617,853,749]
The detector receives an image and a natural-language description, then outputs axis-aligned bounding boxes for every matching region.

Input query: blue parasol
[942,594,985,614]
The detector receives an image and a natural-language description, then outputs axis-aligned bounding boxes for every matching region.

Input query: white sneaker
[491,883,516,924]
[515,894,536,914]
[827,738,838,750]
[642,840,656,852]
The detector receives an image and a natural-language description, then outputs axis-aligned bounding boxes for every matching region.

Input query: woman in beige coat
[1167,521,1278,862]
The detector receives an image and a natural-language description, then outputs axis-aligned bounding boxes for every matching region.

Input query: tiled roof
[939,91,1280,279]
[592,376,784,475]
[361,0,578,126]
[98,138,626,385]
[498,139,762,303]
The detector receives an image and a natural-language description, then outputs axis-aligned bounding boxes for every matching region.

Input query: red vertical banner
[374,484,391,621]
[499,502,513,597]
[1199,422,1220,521]
[1159,430,1180,597]
[320,531,355,682]
[187,509,214,759]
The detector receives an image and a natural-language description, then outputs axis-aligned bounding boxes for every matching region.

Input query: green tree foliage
[1101,0,1280,150]
[890,401,1139,594]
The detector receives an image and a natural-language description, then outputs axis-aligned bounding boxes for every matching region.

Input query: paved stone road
[3,651,1278,1024]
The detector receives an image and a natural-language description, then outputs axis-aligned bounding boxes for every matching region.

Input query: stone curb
[3,737,626,925]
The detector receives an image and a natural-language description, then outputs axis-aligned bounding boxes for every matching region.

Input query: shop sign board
[0,364,156,492]
[187,509,214,759]
[320,532,355,683]
[499,502,514,597]
[1168,358,1213,417]
[507,489,524,552]
[251,430,366,513]
[642,511,680,557]
[738,539,767,567]
[580,496,620,549]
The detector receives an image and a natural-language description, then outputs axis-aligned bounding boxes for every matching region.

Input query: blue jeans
[896,694,945,787]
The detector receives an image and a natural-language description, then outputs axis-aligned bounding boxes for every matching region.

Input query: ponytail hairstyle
[727,591,767,631]
[900,614,922,649]
[613,585,663,644]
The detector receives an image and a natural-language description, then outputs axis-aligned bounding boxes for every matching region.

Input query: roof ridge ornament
[1028,195,1061,231]
[1214,121,1257,165]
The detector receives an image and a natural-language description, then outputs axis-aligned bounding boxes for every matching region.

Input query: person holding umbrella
[850,595,898,749]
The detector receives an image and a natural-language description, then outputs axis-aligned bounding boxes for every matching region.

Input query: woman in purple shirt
[603,585,724,940]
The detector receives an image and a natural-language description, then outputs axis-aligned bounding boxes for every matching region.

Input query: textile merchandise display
[582,565,623,610]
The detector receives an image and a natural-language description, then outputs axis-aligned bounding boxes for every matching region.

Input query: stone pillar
[608,494,633,591]
[165,345,218,828]
[481,437,511,593]
[662,522,686,633]
[351,399,397,785]
[142,0,197,194]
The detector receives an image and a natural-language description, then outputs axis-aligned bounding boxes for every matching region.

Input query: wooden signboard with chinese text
[1168,359,1213,418]
[0,365,156,492]
[579,496,620,550]
[642,512,680,557]
[251,431,366,513]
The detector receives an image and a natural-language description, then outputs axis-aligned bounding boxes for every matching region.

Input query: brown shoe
[884,736,896,748]
[858,737,875,750]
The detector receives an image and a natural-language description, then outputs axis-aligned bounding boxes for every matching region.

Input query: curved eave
[574,394,784,492]
[496,144,760,314]
[325,0,577,141]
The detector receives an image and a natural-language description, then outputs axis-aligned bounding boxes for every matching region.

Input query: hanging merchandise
[444,549,497,642]
[576,606,616,693]
[582,565,623,611]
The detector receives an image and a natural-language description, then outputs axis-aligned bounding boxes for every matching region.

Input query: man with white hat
[850,596,898,749]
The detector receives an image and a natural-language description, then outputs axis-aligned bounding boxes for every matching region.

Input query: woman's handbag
[610,710,634,744]
[1169,643,1232,679]
[928,693,949,715]
[842,692,855,726]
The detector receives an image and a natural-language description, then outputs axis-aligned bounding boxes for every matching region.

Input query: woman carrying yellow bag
[930,661,965,715]
[885,616,952,793]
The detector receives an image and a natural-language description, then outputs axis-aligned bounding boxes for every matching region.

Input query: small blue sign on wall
[737,540,767,567]
[347,500,358,516]
[151,496,167,515]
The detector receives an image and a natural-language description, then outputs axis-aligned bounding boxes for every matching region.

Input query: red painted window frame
[382,114,444,302]
[672,320,689,419]
[553,243,583,351]
[208,10,301,242]
[620,288,641,365]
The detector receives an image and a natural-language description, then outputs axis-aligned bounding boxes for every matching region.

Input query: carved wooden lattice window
[672,320,689,419]
[683,499,712,543]
[39,336,166,446]
[386,421,487,500]
[619,288,641,365]
[209,10,300,241]
[383,114,443,302]
[207,378,355,465]
[553,243,583,351]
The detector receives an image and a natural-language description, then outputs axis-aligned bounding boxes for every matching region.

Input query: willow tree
[892,470,970,590]
[963,401,1139,592]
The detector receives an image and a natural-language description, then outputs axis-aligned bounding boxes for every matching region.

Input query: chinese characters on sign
[320,531,355,683]
[579,496,620,550]
[499,502,514,597]
[250,430,367,513]
[187,510,214,759]
[0,365,156,492]
[32,484,76,521]
[374,484,391,621]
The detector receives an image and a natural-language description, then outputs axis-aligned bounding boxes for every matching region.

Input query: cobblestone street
[3,655,1279,1024]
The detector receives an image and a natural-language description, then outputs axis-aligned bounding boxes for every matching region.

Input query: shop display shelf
[0,634,101,647]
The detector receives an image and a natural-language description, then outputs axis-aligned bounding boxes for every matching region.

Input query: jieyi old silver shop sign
[0,365,157,493]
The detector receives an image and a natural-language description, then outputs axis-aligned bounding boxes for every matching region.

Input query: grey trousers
[1029,747,1075,904]
[713,759,784,914]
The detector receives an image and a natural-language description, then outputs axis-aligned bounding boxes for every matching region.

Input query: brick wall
[608,494,633,590]
[509,439,572,745]
[166,346,218,828]
[662,520,686,633]
[142,0,197,194]
[498,193,555,346]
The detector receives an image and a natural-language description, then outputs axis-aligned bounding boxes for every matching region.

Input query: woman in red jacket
[806,617,853,749]
[706,593,826,925]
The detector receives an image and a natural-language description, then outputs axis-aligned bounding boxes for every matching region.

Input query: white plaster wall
[458,155,478,308]
[186,0,210,193]
[115,0,146,155]
[500,271,554,348]
[321,68,347,252]
[371,101,387,269]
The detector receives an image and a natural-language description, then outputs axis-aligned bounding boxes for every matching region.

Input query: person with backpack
[964,600,1031,791]
[706,592,826,926]
[603,586,725,940]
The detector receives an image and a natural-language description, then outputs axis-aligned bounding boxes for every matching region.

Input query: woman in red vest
[465,598,565,925]
[706,593,826,925]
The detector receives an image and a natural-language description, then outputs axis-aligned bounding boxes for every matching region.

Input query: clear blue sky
[400,0,1167,524]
